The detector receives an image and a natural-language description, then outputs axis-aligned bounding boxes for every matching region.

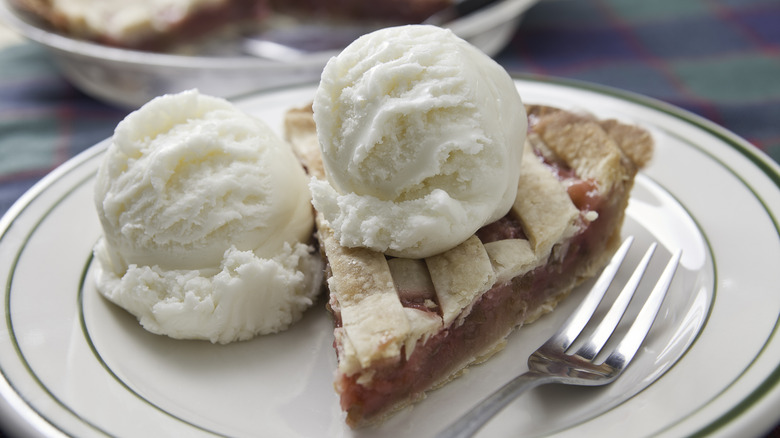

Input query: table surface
[1,0,779,436]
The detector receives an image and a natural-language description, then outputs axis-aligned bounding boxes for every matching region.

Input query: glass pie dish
[0,0,539,108]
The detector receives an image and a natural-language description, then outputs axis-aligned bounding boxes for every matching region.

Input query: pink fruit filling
[328,148,630,426]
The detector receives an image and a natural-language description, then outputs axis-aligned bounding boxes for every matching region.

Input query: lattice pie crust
[284,103,653,427]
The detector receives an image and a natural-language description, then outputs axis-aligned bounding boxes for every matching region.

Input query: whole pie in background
[7,0,452,50]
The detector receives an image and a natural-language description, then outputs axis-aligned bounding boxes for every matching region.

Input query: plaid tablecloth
[0,0,779,435]
[496,0,780,159]
[0,44,127,215]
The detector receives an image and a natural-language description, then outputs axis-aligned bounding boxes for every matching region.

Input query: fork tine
[574,242,657,360]
[545,236,634,352]
[436,240,680,438]
[604,248,682,369]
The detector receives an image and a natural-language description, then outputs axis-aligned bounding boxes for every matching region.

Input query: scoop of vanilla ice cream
[311,25,527,259]
[93,89,321,343]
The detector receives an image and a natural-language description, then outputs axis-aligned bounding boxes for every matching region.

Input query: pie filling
[284,103,652,428]
[328,149,629,426]
[270,0,452,24]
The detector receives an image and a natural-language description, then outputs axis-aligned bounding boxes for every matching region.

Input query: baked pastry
[270,0,451,24]
[284,102,653,427]
[8,0,451,50]
[8,0,273,51]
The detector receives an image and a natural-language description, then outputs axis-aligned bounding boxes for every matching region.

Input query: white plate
[0,77,778,437]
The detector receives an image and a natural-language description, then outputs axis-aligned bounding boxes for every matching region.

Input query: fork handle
[436,371,556,438]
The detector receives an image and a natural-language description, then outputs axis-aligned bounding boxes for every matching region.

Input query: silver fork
[436,236,682,438]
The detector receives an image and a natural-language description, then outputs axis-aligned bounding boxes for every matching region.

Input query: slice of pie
[284,102,653,428]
